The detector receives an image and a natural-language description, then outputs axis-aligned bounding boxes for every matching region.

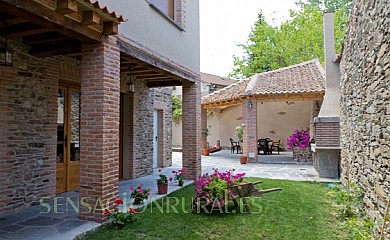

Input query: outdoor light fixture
[0,37,13,67]
[126,67,136,93]
[247,99,253,110]
[126,75,135,93]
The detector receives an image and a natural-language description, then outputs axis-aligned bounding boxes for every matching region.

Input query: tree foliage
[229,0,351,79]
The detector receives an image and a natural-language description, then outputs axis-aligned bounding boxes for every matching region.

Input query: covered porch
[0,0,201,223]
[201,59,326,163]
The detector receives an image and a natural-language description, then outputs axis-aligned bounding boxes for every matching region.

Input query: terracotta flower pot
[202,148,210,156]
[240,156,247,164]
[157,183,168,195]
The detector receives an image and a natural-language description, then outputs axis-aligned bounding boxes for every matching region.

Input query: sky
[199,0,298,78]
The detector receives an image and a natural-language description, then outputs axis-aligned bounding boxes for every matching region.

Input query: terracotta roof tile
[201,59,325,106]
[84,0,126,22]
[200,72,235,86]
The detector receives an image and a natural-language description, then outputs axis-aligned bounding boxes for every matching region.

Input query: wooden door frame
[56,82,81,193]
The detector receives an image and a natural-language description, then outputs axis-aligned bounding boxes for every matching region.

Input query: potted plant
[235,124,247,164]
[130,184,150,204]
[287,128,311,162]
[202,127,210,156]
[172,169,187,186]
[104,199,138,228]
[157,169,172,194]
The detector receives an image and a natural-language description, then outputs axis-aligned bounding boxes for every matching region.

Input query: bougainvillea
[194,168,245,207]
[286,128,311,149]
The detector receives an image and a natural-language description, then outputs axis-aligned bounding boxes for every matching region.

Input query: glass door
[56,87,81,193]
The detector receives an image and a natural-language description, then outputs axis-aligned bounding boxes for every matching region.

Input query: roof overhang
[118,34,200,88]
[0,0,125,57]
[202,92,325,110]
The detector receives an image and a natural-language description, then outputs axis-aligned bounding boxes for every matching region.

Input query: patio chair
[257,139,272,155]
[230,138,241,154]
[270,139,281,154]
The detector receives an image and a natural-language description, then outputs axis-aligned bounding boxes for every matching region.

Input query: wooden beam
[147,80,182,88]
[0,23,50,38]
[29,40,81,57]
[82,11,100,27]
[23,32,69,45]
[0,0,104,43]
[102,21,118,35]
[137,76,173,81]
[56,0,78,14]
[118,39,198,82]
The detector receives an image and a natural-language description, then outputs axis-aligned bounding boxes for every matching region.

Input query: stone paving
[0,150,338,240]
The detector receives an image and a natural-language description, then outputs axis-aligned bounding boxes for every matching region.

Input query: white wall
[99,0,200,73]
[172,101,313,149]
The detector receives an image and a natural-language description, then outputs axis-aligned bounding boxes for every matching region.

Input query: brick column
[182,81,201,179]
[201,108,207,149]
[242,98,258,163]
[79,36,120,222]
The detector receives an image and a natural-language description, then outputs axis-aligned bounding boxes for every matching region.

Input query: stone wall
[340,0,390,237]
[153,87,173,168]
[0,39,58,214]
[128,79,173,178]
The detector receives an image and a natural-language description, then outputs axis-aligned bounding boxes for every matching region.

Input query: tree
[229,0,351,78]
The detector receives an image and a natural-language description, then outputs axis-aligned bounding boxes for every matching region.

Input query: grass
[83,178,344,240]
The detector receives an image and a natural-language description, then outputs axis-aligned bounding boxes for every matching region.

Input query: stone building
[340,0,389,237]
[0,0,200,222]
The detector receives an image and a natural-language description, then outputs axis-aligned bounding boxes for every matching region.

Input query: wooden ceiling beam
[29,40,81,57]
[0,23,50,38]
[0,0,103,43]
[23,32,69,45]
[137,76,173,81]
[147,80,182,88]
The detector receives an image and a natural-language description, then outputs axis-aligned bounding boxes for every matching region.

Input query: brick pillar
[242,98,258,163]
[182,81,201,179]
[79,36,120,222]
[201,108,207,149]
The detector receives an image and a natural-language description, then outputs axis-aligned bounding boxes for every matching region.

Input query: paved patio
[0,150,338,240]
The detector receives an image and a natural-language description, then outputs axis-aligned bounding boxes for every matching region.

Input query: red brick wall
[79,36,120,222]
[182,80,201,179]
[242,98,258,163]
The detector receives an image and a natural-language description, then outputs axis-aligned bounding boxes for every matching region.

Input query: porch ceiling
[0,0,125,57]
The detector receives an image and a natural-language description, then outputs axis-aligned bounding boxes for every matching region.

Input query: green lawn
[83,179,344,240]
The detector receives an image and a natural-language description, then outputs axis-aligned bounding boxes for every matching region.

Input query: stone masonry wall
[132,78,154,177]
[153,87,173,168]
[130,81,173,178]
[0,39,57,214]
[340,0,390,237]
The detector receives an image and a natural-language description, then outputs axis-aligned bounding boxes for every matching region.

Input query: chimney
[323,12,341,89]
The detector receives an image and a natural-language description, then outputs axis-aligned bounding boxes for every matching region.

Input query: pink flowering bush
[194,168,245,207]
[286,128,311,149]
[130,184,150,201]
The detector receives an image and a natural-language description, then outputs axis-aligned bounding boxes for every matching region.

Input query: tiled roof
[83,0,126,22]
[200,72,235,86]
[202,59,325,106]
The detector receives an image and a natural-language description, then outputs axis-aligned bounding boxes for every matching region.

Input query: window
[149,0,174,19]
[148,0,185,30]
